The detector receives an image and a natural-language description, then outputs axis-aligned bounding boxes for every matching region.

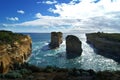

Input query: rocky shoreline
[86,32,120,63]
[0,63,120,80]
[1,31,120,80]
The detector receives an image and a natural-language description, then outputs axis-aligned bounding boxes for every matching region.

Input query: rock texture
[86,32,120,62]
[66,35,82,59]
[0,31,32,74]
[49,32,63,49]
[1,63,120,80]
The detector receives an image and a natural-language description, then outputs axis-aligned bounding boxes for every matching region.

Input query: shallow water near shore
[24,33,120,71]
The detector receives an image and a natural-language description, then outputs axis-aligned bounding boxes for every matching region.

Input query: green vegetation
[89,32,120,42]
[0,69,32,79]
[86,32,120,63]
[0,30,24,44]
[0,63,120,80]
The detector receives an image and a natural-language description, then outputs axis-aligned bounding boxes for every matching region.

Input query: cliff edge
[86,32,120,62]
[0,30,32,74]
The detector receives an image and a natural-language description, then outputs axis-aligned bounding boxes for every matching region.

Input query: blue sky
[0,0,120,33]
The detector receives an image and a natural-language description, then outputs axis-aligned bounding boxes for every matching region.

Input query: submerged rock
[49,32,63,49]
[66,35,82,59]
[0,30,32,74]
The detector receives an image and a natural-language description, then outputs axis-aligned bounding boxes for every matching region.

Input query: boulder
[49,32,63,49]
[66,35,82,59]
[0,31,32,74]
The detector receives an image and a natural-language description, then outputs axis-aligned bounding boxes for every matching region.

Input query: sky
[0,0,120,33]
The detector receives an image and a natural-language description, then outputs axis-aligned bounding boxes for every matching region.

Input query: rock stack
[49,32,63,49]
[66,35,82,59]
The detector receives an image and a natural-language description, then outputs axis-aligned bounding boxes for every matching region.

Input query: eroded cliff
[0,30,32,74]
[86,32,120,62]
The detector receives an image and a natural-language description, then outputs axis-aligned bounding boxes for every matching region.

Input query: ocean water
[24,33,120,71]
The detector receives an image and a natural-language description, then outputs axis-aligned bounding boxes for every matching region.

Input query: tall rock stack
[49,32,63,49]
[0,31,32,74]
[66,35,82,59]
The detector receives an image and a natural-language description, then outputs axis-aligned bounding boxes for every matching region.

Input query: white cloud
[49,0,120,19]
[2,0,120,33]
[35,13,42,18]
[17,10,25,14]
[4,12,120,33]
[35,13,60,19]
[6,17,19,21]
[8,18,79,28]
[70,14,120,33]
[42,0,57,5]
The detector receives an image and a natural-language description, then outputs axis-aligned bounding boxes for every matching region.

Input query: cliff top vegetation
[0,30,25,44]
[86,32,120,43]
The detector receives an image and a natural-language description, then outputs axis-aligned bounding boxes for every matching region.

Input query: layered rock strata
[0,31,32,74]
[86,32,120,62]
[49,32,63,49]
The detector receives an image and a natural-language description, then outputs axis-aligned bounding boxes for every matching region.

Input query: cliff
[0,30,32,74]
[86,32,120,62]
[49,32,63,49]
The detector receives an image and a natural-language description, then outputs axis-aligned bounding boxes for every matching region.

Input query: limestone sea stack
[0,30,32,74]
[49,32,63,49]
[66,35,82,59]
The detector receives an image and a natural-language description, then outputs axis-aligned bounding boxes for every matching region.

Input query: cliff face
[49,32,63,49]
[66,35,82,59]
[86,32,120,62]
[0,31,32,74]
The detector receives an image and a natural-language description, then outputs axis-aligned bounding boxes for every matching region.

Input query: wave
[28,33,120,71]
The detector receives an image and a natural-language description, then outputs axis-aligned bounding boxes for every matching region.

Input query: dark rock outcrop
[86,32,120,62]
[49,32,63,49]
[66,35,82,59]
[0,30,32,74]
[1,63,120,80]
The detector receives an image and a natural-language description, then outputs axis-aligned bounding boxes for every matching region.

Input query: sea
[23,32,120,71]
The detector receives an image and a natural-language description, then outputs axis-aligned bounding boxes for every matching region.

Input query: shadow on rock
[66,35,82,59]
[88,43,120,63]
[66,53,81,59]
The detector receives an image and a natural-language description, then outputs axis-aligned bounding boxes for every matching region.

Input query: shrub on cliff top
[90,32,120,42]
[0,30,24,44]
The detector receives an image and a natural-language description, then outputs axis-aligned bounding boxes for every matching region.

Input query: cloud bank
[2,0,120,33]
[50,0,120,19]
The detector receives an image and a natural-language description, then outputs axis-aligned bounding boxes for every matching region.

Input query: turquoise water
[24,33,120,71]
